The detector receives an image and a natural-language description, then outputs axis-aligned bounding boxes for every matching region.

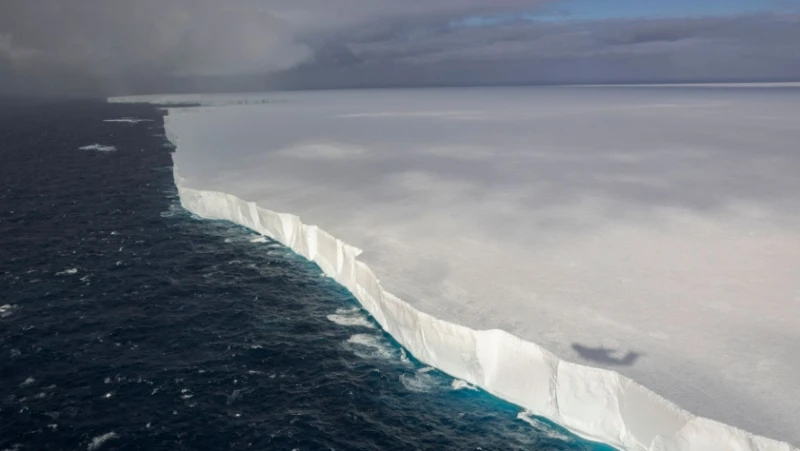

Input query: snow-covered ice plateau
[111,86,800,450]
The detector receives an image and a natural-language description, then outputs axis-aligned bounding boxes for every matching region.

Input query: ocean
[0,100,614,451]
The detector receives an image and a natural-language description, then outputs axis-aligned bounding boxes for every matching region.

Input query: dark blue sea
[0,101,614,451]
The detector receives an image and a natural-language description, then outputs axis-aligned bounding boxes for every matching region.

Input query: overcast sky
[1,0,799,96]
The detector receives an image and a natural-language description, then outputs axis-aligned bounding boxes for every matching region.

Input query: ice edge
[164,114,796,451]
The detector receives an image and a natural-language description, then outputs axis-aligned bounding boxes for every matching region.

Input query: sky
[0,0,798,96]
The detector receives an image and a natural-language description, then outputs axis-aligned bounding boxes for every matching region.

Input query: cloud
[337,13,800,64]
[0,0,547,79]
[0,0,312,95]
[271,13,800,88]
[0,0,798,96]
[264,0,549,36]
[0,33,38,64]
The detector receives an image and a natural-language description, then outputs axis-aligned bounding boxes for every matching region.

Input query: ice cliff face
[168,123,795,450]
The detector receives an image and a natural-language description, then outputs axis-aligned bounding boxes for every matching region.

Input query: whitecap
[0,304,16,318]
[344,334,397,361]
[79,144,117,152]
[400,368,443,393]
[20,377,35,387]
[249,236,268,243]
[87,432,119,450]
[516,411,571,441]
[399,349,411,366]
[451,379,478,391]
[327,312,375,329]
[56,268,78,276]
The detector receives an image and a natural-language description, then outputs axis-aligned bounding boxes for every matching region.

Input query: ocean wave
[327,309,375,329]
[400,367,444,393]
[344,334,397,361]
[56,268,78,276]
[0,304,17,318]
[517,411,571,441]
[451,379,478,391]
[87,432,118,450]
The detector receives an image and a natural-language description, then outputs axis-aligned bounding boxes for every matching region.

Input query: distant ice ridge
[79,144,116,152]
[103,118,152,123]
[108,93,274,107]
[107,82,800,107]
[170,158,796,451]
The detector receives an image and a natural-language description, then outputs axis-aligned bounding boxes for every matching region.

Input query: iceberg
[113,86,800,450]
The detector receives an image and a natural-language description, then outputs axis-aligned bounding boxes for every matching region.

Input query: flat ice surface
[149,87,798,445]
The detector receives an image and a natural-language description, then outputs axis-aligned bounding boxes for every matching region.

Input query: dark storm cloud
[0,0,798,96]
[264,0,544,35]
[0,0,548,96]
[331,14,799,66]
[272,13,800,88]
[0,0,314,96]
